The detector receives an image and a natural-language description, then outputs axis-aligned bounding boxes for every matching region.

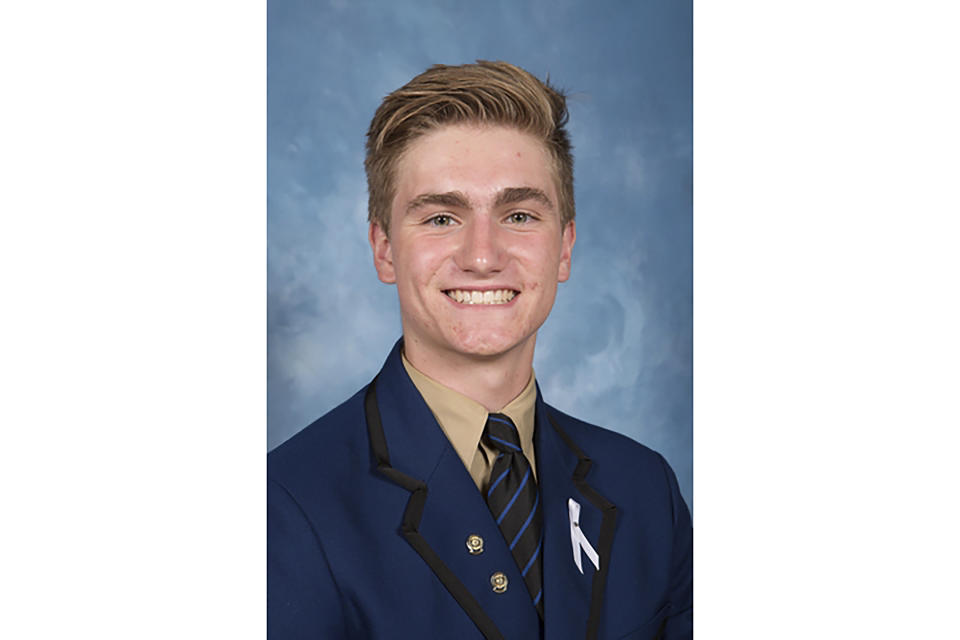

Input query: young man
[268,61,692,639]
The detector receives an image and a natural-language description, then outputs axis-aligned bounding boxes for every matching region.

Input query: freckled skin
[368,125,575,393]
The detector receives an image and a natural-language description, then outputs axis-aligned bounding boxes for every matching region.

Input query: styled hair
[364,60,574,234]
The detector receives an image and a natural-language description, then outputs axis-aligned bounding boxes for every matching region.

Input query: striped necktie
[483,412,544,617]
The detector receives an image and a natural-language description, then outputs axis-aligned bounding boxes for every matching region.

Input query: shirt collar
[401,351,537,472]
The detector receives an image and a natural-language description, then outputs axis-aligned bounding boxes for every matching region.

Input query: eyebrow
[405,191,471,214]
[494,187,553,210]
[405,187,554,215]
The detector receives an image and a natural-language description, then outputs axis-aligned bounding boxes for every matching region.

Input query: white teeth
[445,289,517,305]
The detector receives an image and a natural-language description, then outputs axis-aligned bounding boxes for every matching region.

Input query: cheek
[397,249,440,285]
[519,246,564,287]
[415,240,451,270]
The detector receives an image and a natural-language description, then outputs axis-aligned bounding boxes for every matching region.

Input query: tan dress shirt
[401,352,537,491]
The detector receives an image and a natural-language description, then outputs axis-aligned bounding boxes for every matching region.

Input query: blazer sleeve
[657,454,693,640]
[268,478,348,639]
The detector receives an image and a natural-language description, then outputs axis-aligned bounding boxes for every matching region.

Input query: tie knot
[484,413,522,453]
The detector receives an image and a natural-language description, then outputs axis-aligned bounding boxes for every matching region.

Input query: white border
[1,2,265,637]
[696,1,960,636]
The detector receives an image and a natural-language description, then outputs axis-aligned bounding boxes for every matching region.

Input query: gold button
[490,571,508,594]
[465,534,484,555]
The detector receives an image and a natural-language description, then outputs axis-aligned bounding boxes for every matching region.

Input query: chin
[447,330,532,359]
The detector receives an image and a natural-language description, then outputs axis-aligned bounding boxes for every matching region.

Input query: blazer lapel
[417,441,541,638]
[364,342,539,640]
[536,390,619,640]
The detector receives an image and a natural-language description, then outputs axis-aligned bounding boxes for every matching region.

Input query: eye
[506,211,534,224]
[426,214,455,227]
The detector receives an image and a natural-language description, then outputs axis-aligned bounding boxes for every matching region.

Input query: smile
[444,289,518,305]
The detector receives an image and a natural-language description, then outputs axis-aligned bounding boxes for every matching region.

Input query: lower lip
[444,292,519,308]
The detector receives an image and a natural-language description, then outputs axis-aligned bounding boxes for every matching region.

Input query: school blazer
[268,341,692,639]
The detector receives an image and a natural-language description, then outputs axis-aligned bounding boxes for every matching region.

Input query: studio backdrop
[267,0,692,509]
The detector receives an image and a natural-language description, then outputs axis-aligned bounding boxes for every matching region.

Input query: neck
[402,338,536,412]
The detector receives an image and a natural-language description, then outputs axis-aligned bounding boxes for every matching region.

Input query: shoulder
[544,403,671,472]
[542,403,686,517]
[267,385,370,494]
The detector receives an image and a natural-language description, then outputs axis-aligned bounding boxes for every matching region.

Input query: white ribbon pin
[568,498,600,574]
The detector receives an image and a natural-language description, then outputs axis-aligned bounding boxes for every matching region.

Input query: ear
[369,222,396,284]
[557,220,576,282]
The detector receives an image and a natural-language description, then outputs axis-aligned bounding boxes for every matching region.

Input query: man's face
[370,124,575,365]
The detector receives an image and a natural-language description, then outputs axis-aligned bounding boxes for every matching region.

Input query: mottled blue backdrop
[268,0,692,509]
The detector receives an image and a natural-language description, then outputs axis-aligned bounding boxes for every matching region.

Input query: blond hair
[365,60,574,234]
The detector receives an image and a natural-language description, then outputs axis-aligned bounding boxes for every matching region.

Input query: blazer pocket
[616,602,670,640]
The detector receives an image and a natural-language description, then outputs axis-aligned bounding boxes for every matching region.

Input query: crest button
[490,571,508,594]
[466,534,484,555]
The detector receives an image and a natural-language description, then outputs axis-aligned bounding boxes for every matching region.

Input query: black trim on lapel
[654,615,668,640]
[546,410,618,640]
[364,378,505,640]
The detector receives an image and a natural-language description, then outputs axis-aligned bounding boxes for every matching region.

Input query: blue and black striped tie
[484,412,544,617]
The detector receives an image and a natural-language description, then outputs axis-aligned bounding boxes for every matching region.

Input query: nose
[454,216,506,275]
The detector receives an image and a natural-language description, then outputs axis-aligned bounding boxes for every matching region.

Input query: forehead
[392,124,558,206]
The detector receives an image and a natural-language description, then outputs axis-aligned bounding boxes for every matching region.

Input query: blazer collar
[371,339,454,482]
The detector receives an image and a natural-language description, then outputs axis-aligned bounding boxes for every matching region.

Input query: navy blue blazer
[268,342,692,639]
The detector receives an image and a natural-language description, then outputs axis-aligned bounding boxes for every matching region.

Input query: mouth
[444,289,518,305]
